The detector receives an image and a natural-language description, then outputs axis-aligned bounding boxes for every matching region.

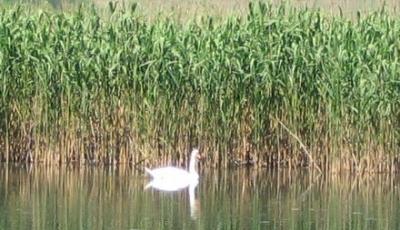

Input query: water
[1,165,399,230]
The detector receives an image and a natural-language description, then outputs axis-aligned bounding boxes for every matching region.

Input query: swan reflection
[145,179,200,219]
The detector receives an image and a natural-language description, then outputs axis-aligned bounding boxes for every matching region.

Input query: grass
[0,2,399,172]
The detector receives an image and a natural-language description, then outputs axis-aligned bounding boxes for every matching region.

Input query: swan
[145,148,200,191]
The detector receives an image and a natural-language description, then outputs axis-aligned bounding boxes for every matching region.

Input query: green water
[0,166,399,230]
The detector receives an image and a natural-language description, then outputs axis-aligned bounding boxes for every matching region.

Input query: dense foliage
[0,3,399,171]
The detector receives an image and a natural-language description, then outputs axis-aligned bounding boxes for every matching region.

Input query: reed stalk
[0,2,399,172]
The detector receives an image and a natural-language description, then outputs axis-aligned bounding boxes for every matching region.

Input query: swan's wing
[144,167,198,191]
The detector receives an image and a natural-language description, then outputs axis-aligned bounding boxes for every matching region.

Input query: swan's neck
[189,150,198,174]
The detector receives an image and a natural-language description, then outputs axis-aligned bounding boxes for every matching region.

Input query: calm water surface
[1,165,400,230]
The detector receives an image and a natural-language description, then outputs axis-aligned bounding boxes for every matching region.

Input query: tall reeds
[0,3,399,171]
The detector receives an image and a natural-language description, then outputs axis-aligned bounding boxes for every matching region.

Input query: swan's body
[145,149,199,191]
[145,167,199,180]
[145,176,198,191]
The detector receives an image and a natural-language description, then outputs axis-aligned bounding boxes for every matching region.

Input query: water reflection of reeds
[0,165,197,229]
[1,166,398,229]
[198,168,400,229]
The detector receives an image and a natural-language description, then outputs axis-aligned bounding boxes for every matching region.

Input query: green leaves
[0,3,399,165]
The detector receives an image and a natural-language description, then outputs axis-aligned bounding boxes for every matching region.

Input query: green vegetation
[0,2,399,171]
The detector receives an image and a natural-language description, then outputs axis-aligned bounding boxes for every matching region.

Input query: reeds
[0,3,399,172]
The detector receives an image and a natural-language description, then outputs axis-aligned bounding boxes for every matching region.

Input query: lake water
[1,165,399,230]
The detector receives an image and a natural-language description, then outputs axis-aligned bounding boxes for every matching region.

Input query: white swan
[145,148,199,191]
